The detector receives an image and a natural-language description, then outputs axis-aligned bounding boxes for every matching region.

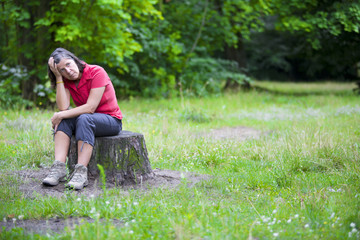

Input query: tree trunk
[213,0,248,90]
[224,35,247,89]
[67,131,154,185]
[15,0,50,101]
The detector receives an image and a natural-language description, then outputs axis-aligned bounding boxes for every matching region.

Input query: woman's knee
[75,114,96,144]
[56,117,76,136]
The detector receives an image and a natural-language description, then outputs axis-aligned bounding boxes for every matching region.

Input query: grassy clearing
[0,82,360,239]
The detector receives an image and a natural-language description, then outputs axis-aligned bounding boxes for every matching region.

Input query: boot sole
[42,176,67,186]
[66,180,89,190]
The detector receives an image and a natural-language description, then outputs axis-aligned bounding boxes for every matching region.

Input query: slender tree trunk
[1,1,8,47]
[214,0,248,89]
[224,34,247,89]
[20,3,36,101]
[17,0,50,101]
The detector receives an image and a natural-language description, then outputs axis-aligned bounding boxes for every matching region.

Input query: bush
[180,57,252,97]
[0,64,33,109]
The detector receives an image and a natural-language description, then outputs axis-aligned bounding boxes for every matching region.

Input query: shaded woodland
[1,0,359,107]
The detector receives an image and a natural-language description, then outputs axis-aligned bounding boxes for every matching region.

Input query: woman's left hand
[51,112,63,131]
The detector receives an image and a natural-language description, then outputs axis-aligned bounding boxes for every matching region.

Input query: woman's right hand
[48,57,62,78]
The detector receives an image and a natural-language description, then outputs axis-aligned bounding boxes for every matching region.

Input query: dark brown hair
[48,48,85,87]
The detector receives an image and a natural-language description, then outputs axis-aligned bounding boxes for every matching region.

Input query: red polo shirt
[64,63,122,120]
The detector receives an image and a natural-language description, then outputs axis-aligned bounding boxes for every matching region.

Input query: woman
[43,48,122,190]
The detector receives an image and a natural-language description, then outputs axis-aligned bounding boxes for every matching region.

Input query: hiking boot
[42,160,67,186]
[66,164,88,190]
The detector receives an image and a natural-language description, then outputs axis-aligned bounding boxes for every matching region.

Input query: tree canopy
[1,0,359,107]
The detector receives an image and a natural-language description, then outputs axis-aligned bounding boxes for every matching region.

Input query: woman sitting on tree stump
[43,48,123,190]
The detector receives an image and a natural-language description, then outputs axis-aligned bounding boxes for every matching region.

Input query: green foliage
[35,0,162,71]
[119,0,258,98]
[97,164,107,193]
[269,0,360,49]
[244,0,360,80]
[246,26,360,80]
[0,64,33,109]
[120,18,185,98]
[180,58,251,96]
[1,0,360,105]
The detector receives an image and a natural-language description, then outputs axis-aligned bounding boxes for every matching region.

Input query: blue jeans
[56,113,122,147]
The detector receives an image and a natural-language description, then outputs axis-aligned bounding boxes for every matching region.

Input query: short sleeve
[90,66,110,89]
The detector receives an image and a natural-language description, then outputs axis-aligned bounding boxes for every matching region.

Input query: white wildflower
[90,194,95,198]
[304,224,309,228]
[133,202,139,206]
[287,219,292,223]
[330,213,335,219]
[117,204,122,208]
[131,219,136,223]
[129,230,134,234]
[105,201,110,205]
[76,198,81,202]
[261,216,271,223]
[272,209,277,214]
[350,223,356,228]
[18,215,24,220]
[294,214,299,218]
[273,233,279,237]
[3,218,7,222]
[12,218,16,223]
[90,208,96,214]
[352,228,358,233]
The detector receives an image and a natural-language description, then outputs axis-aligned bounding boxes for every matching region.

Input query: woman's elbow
[88,105,97,114]
[58,104,70,111]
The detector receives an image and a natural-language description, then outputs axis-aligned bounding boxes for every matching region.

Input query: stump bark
[67,131,153,185]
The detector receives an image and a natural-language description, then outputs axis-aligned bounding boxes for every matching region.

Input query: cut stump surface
[68,130,153,185]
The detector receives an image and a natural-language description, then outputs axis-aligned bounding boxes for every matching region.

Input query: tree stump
[67,131,153,185]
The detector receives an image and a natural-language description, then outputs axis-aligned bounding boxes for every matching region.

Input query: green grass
[0,82,360,239]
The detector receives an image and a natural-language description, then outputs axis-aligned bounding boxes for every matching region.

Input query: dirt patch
[197,126,268,141]
[13,168,210,199]
[0,168,210,235]
[0,217,122,236]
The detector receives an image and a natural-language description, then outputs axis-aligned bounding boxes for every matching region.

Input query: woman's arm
[56,82,71,111]
[51,87,106,130]
[48,57,70,110]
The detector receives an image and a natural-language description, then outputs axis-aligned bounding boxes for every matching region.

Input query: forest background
[1,0,360,107]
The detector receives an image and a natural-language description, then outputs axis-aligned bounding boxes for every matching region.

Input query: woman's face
[56,58,81,80]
